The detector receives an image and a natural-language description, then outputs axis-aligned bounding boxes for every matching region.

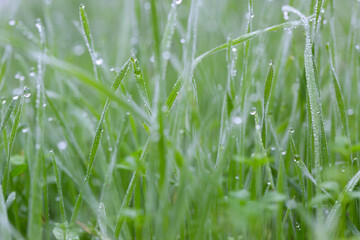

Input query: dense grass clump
[1,0,360,239]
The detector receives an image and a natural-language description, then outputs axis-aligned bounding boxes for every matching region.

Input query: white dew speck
[250,107,256,115]
[22,128,30,133]
[8,19,16,26]
[72,44,85,56]
[232,116,242,125]
[23,87,31,98]
[57,141,67,150]
[347,109,354,116]
[175,0,182,4]
[95,58,103,65]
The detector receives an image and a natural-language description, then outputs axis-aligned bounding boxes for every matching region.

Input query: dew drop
[250,107,256,115]
[356,45,360,51]
[57,141,67,150]
[283,11,289,20]
[235,176,239,180]
[231,47,237,53]
[255,124,261,130]
[232,116,243,125]
[288,127,294,134]
[72,44,85,56]
[281,151,286,156]
[270,147,276,151]
[2,99,6,104]
[180,38,185,44]
[22,128,30,133]
[8,19,16,26]
[341,165,346,173]
[162,51,171,60]
[347,109,354,116]
[175,0,182,4]
[23,87,31,98]
[12,95,19,100]
[48,117,53,122]
[95,58,103,65]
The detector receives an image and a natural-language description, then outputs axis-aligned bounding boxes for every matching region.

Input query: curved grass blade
[0,98,18,134]
[46,95,87,165]
[114,139,150,238]
[44,54,149,123]
[130,54,151,115]
[193,17,314,67]
[79,4,101,82]
[2,95,23,195]
[70,60,130,224]
[325,170,360,232]
[165,76,182,112]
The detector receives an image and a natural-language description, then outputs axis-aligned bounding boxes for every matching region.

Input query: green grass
[0,0,360,239]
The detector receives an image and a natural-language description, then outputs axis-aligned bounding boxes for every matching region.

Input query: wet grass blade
[130,54,152,115]
[325,170,360,232]
[261,60,274,147]
[51,151,66,223]
[194,18,313,67]
[0,98,18,134]
[44,54,150,123]
[71,60,130,224]
[79,4,101,81]
[114,139,150,238]
[2,96,23,195]
[326,43,349,135]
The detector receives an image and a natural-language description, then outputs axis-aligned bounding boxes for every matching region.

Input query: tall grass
[0,0,359,239]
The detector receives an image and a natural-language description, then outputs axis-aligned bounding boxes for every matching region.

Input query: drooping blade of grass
[325,170,360,231]
[193,17,314,67]
[79,4,101,82]
[114,139,150,238]
[282,5,323,191]
[46,95,87,165]
[130,54,152,115]
[261,60,274,147]
[44,54,150,123]
[70,60,130,224]
[2,95,23,195]
[0,173,11,239]
[326,43,349,136]
[51,151,66,223]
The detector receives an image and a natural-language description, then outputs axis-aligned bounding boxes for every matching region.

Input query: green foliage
[0,0,359,239]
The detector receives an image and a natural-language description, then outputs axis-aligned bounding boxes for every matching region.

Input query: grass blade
[71,60,130,223]
[51,151,66,223]
[261,60,274,147]
[79,4,101,82]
